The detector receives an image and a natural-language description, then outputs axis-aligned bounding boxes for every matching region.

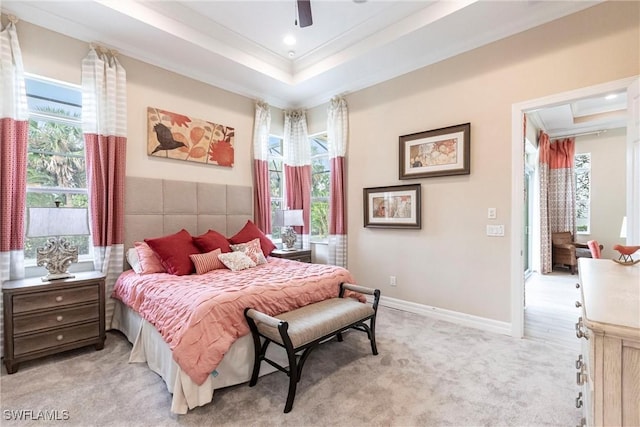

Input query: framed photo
[363,184,421,229]
[399,123,470,179]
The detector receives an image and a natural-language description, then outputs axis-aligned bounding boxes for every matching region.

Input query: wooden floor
[524,270,582,350]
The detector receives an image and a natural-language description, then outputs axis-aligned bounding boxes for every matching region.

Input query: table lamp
[27,206,90,281]
[274,209,304,251]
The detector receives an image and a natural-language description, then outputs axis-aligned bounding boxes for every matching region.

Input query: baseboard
[373,295,512,336]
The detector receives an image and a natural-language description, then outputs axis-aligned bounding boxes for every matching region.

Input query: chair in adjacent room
[551,231,592,274]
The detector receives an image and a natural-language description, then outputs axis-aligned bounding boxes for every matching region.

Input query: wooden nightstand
[3,271,106,374]
[270,249,312,263]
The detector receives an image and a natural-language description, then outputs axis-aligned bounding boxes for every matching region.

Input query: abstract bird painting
[147,107,235,167]
[151,123,187,154]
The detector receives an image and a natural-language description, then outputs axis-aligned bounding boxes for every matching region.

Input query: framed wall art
[147,107,235,167]
[399,122,470,179]
[363,184,421,229]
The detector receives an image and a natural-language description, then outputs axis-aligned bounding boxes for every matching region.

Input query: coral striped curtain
[82,47,127,328]
[539,130,576,273]
[253,101,271,232]
[0,18,28,357]
[327,97,348,267]
[283,110,311,248]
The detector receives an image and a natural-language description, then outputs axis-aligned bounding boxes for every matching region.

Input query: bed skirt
[110,299,287,414]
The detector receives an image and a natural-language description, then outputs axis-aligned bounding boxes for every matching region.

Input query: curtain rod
[550,129,607,139]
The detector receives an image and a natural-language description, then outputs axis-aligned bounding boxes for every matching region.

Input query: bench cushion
[257,298,374,348]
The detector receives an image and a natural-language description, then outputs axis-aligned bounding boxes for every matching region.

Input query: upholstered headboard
[123,176,253,256]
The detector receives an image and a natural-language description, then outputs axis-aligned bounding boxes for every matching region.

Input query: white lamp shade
[620,216,627,239]
[283,209,304,227]
[27,207,90,237]
[273,209,304,227]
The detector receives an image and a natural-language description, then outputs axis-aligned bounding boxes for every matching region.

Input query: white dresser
[576,258,640,426]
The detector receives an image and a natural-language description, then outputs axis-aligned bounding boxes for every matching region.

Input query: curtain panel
[539,131,576,273]
[0,18,28,358]
[253,101,271,233]
[82,47,127,328]
[283,110,311,248]
[327,97,348,267]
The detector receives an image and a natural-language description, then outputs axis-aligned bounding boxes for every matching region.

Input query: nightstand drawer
[14,303,99,334]
[12,285,99,314]
[14,322,100,356]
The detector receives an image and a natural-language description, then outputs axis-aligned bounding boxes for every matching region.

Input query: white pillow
[217,251,257,271]
[126,247,142,274]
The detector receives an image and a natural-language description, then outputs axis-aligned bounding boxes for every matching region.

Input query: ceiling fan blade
[297,0,313,28]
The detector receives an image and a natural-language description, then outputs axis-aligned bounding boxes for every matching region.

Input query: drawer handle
[55,296,63,302]
[575,301,582,308]
[56,315,64,322]
[575,317,589,340]
[575,392,583,408]
[575,283,580,289]
[575,354,583,369]
[56,334,64,341]
[576,371,586,386]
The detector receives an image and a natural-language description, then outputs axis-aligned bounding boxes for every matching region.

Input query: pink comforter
[112,257,356,385]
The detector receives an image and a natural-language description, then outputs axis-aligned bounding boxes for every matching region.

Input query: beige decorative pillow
[230,238,267,265]
[189,249,225,274]
[217,251,257,271]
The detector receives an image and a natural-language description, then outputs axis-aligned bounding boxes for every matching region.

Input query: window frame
[24,74,92,265]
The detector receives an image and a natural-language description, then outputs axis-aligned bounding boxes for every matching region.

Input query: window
[310,133,329,242]
[575,153,591,234]
[268,135,284,240]
[24,76,90,262]
[267,132,330,243]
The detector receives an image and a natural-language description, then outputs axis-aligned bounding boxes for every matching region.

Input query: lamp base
[41,272,75,282]
[281,227,298,251]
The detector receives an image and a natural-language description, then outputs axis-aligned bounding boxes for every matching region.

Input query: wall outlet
[488,207,497,219]
[389,276,397,287]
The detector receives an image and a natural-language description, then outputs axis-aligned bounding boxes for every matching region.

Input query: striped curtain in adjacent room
[82,46,127,328]
[539,130,576,273]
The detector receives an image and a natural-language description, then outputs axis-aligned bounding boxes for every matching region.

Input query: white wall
[574,128,627,259]
[343,1,639,323]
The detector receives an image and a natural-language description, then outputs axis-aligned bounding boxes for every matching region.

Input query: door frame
[510,76,639,338]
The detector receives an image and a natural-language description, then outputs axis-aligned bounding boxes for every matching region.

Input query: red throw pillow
[228,220,276,256]
[193,229,232,253]
[144,229,200,276]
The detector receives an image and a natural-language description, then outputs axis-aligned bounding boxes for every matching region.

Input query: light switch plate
[486,225,505,236]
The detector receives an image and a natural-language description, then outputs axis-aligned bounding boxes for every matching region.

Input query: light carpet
[1,307,582,426]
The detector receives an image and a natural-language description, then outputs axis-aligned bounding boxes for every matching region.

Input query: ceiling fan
[296,0,313,28]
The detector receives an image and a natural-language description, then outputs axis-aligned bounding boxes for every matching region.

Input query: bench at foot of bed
[244,283,381,413]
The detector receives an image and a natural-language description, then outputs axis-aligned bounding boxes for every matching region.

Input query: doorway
[509,76,639,338]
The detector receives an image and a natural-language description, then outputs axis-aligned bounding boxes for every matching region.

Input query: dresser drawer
[13,322,100,356]
[13,303,99,335]
[12,285,99,314]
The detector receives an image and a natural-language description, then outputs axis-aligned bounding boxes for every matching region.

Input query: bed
[109,177,356,414]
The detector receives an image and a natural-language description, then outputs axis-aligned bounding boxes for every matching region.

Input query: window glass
[269,136,284,239]
[575,153,591,234]
[310,134,329,242]
[267,133,331,243]
[24,76,90,261]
